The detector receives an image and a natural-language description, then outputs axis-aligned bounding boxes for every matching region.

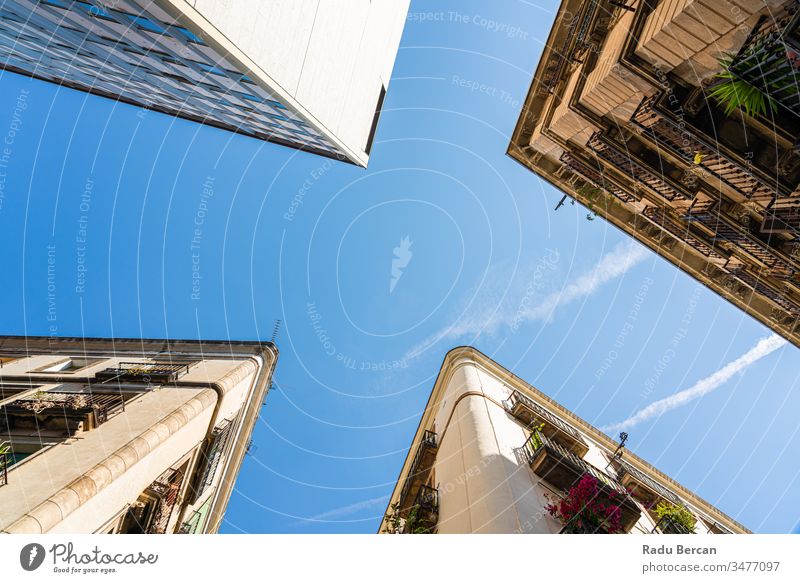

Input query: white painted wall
[187,0,410,165]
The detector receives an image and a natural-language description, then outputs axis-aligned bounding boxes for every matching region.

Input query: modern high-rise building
[0,336,277,534]
[382,347,747,534]
[509,0,800,347]
[0,1,410,165]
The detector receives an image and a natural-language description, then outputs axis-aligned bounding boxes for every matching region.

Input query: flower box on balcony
[525,431,641,532]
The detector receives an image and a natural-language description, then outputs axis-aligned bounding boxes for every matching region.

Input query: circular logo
[19,543,46,571]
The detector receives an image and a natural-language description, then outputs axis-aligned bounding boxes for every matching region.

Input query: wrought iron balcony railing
[560,151,638,204]
[0,452,8,487]
[641,206,726,262]
[729,268,800,316]
[403,485,439,534]
[652,515,695,535]
[540,0,602,94]
[685,203,796,280]
[398,430,438,517]
[587,133,691,202]
[146,468,185,534]
[728,4,800,118]
[94,361,193,384]
[524,431,641,532]
[504,390,589,456]
[189,419,234,504]
[0,390,129,434]
[615,459,681,507]
[763,196,800,234]
[632,94,776,203]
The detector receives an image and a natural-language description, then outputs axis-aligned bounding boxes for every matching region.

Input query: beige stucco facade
[0,336,277,534]
[383,347,748,534]
[509,0,800,347]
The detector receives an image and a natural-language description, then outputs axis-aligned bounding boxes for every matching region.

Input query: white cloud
[296,495,389,524]
[406,240,649,358]
[603,334,787,433]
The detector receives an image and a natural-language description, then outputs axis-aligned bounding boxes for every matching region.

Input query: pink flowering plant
[545,474,625,534]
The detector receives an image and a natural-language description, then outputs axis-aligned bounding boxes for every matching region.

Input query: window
[365,84,386,155]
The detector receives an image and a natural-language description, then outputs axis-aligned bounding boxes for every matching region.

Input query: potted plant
[546,474,625,534]
[654,501,696,534]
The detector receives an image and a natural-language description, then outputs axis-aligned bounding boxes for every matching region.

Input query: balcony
[652,515,695,535]
[632,94,775,203]
[539,0,603,94]
[146,467,185,534]
[523,431,641,531]
[641,206,726,263]
[189,419,234,504]
[685,202,796,279]
[587,133,691,202]
[403,485,439,534]
[94,361,193,384]
[398,430,438,517]
[729,6,800,118]
[614,459,681,508]
[0,390,132,436]
[504,390,589,456]
[763,196,800,234]
[560,151,638,204]
[0,452,7,487]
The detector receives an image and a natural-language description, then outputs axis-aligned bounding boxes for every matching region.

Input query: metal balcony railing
[587,133,691,202]
[615,459,681,506]
[0,452,8,487]
[524,430,627,497]
[685,204,797,280]
[504,390,588,455]
[1,390,129,433]
[632,94,776,202]
[146,468,185,534]
[560,151,638,204]
[641,206,726,261]
[652,515,695,535]
[540,0,601,94]
[403,485,439,534]
[398,430,438,517]
[525,430,642,532]
[189,419,233,504]
[94,361,193,384]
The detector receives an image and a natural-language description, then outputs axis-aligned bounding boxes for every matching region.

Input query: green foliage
[0,441,9,470]
[709,55,777,118]
[381,502,403,534]
[528,423,546,450]
[655,501,697,533]
[381,502,433,534]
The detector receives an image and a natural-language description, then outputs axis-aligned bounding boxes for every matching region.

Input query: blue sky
[1,0,799,533]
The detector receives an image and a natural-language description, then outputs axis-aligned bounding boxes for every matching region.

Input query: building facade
[0,336,277,534]
[0,0,410,165]
[382,347,747,534]
[509,0,800,347]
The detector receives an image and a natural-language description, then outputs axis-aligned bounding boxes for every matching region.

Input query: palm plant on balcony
[709,53,778,118]
[546,474,624,534]
[654,501,696,534]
